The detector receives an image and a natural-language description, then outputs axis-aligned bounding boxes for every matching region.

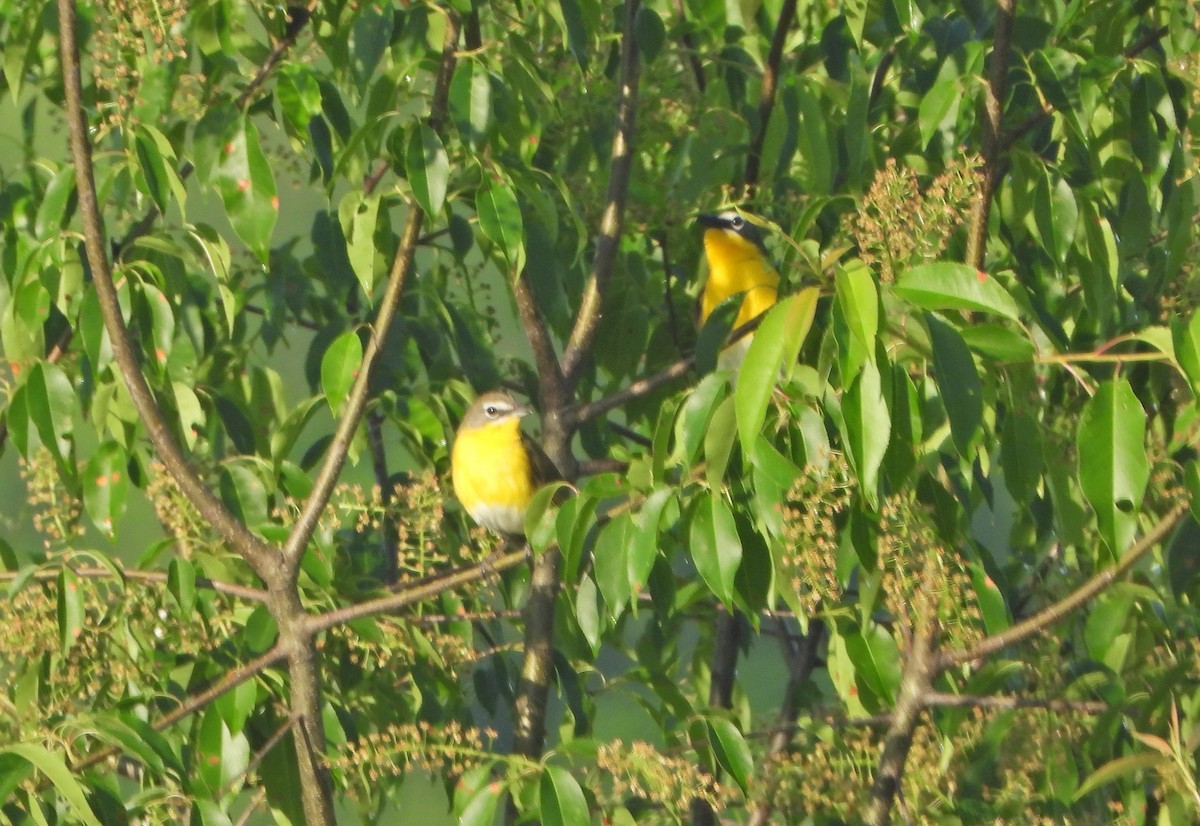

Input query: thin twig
[0,564,268,602]
[742,0,797,196]
[924,692,1108,714]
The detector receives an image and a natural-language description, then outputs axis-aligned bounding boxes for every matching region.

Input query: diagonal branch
[741,0,798,195]
[280,13,461,571]
[939,502,1189,669]
[558,0,642,393]
[57,0,285,588]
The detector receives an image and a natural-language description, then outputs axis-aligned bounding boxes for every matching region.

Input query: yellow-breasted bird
[696,210,780,371]
[451,390,558,537]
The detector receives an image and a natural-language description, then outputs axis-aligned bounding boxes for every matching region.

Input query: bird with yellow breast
[696,210,780,372]
[450,390,558,537]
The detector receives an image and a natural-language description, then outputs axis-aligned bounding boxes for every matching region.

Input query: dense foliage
[1,0,1199,823]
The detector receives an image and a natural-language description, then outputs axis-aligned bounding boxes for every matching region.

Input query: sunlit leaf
[1077,380,1149,556]
[894,263,1021,321]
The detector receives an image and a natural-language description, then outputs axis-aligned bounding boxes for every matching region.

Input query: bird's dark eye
[485,405,498,416]
[730,215,744,228]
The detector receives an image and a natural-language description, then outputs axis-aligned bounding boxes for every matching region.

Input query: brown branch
[655,231,686,356]
[0,564,268,602]
[863,624,937,826]
[280,13,461,570]
[566,355,695,427]
[690,608,743,826]
[559,0,642,392]
[924,692,1109,714]
[940,501,1189,669]
[57,0,285,587]
[741,0,798,195]
[305,548,529,635]
[673,0,706,93]
[513,270,567,427]
[746,619,824,826]
[964,0,1015,269]
[70,644,287,775]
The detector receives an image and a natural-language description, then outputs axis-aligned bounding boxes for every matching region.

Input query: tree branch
[280,13,461,572]
[939,502,1189,670]
[964,0,1015,269]
[56,0,285,588]
[0,564,268,602]
[924,692,1108,714]
[741,0,798,195]
[559,0,642,392]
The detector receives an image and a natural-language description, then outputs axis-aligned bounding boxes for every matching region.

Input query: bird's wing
[521,431,564,488]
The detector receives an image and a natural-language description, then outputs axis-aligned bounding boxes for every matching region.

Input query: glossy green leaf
[1077,380,1149,556]
[57,568,83,654]
[406,124,449,216]
[27,362,74,465]
[525,482,573,553]
[844,623,901,703]
[459,775,503,826]
[1034,172,1079,264]
[575,573,603,654]
[959,324,1036,362]
[321,330,363,414]
[708,717,754,797]
[449,60,492,149]
[134,126,171,213]
[82,441,128,537]
[629,487,672,595]
[918,76,961,148]
[836,259,878,361]
[594,512,634,619]
[211,117,277,263]
[476,180,524,269]
[927,312,982,456]
[1074,753,1166,801]
[841,359,890,507]
[704,396,738,487]
[690,493,742,605]
[894,263,1021,321]
[168,556,196,615]
[1001,411,1044,503]
[539,764,589,826]
[1,744,102,826]
[219,461,270,530]
[339,191,381,298]
[1173,310,1200,398]
[736,288,819,455]
[634,5,665,61]
[34,166,76,239]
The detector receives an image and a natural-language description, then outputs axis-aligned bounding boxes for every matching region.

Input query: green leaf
[836,260,878,361]
[959,324,1036,362]
[894,263,1021,321]
[525,482,573,553]
[82,442,128,537]
[134,126,171,213]
[708,717,754,797]
[694,294,741,375]
[459,776,503,826]
[211,117,277,263]
[449,60,492,150]
[1,744,102,826]
[735,288,819,455]
[594,512,633,620]
[1173,311,1200,398]
[918,76,961,148]
[27,362,75,465]
[844,623,902,703]
[690,493,742,605]
[704,396,738,488]
[634,5,665,61]
[34,166,76,239]
[1074,753,1166,801]
[339,191,381,298]
[1001,411,1044,503]
[219,461,270,530]
[1033,171,1079,264]
[406,124,449,216]
[927,313,982,457]
[476,180,524,269]
[57,568,84,654]
[629,487,672,595]
[1077,380,1150,556]
[168,556,197,615]
[539,764,589,826]
[841,359,890,507]
[970,563,1009,635]
[321,330,363,414]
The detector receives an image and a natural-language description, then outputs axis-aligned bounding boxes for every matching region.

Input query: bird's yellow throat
[451,416,535,534]
[700,229,780,329]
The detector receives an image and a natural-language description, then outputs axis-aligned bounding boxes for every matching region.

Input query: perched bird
[451,390,558,537]
[697,210,780,371]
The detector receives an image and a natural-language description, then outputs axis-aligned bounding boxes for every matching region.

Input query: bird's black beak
[696,213,728,229]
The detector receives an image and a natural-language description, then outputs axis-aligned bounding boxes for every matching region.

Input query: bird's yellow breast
[700,229,780,329]
[451,417,535,535]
